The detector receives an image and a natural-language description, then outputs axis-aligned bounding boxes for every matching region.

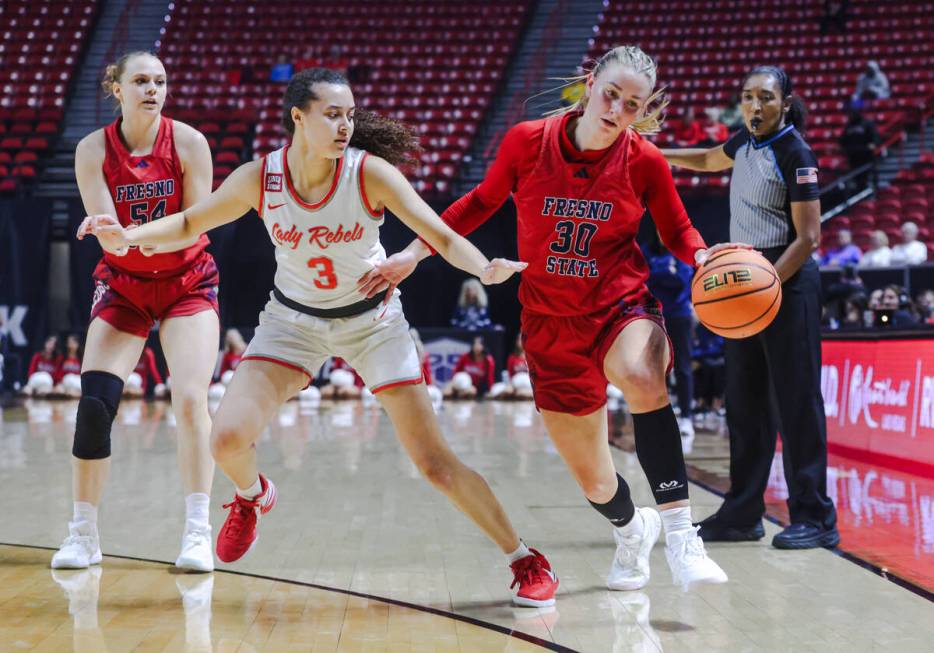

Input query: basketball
[691,248,782,338]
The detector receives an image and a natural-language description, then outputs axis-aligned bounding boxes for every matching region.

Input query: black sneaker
[771,523,840,550]
[695,514,764,542]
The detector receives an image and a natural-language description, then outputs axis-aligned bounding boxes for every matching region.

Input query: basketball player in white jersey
[83,68,559,607]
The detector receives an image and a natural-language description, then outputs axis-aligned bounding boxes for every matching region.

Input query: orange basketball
[691,248,782,338]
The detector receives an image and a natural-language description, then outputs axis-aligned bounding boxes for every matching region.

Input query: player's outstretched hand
[357,250,418,302]
[84,215,130,256]
[480,258,528,285]
[694,242,755,266]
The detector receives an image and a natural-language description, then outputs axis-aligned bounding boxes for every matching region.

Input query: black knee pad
[72,371,124,460]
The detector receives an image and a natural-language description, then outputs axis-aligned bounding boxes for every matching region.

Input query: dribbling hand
[480,258,528,285]
[77,214,130,256]
[357,250,418,302]
[694,242,755,267]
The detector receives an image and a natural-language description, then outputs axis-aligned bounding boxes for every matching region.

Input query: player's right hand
[480,258,528,285]
[81,214,130,256]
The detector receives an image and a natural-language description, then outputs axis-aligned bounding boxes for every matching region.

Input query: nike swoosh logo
[267,203,286,210]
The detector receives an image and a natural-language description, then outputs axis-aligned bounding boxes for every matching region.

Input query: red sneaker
[510,548,558,607]
[216,474,277,563]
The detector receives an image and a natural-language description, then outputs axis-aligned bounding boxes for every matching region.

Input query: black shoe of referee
[772,523,841,550]
[695,513,765,542]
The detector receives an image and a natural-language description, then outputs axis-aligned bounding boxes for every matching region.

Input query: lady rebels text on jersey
[441,113,706,316]
[258,145,386,309]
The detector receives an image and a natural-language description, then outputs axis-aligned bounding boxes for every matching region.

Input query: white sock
[72,502,98,525]
[236,477,262,500]
[616,508,645,538]
[506,540,531,564]
[185,493,210,530]
[660,506,693,544]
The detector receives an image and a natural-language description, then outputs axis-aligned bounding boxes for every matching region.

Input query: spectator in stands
[840,294,867,329]
[125,346,166,398]
[674,106,705,146]
[451,278,494,330]
[858,230,892,268]
[820,229,862,267]
[853,61,890,102]
[700,109,728,146]
[915,289,934,323]
[318,357,364,399]
[269,55,293,83]
[839,105,880,189]
[218,328,246,382]
[24,335,61,396]
[819,0,850,35]
[890,221,928,265]
[55,334,83,397]
[446,336,495,398]
[718,103,744,130]
[642,234,696,447]
[868,287,883,310]
[691,325,725,431]
[878,284,919,328]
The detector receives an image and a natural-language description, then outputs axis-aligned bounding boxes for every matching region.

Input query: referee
[662,65,839,549]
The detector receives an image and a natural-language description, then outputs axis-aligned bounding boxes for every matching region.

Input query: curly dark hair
[281,68,421,166]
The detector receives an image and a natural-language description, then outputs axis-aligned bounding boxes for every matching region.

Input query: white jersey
[259,146,386,308]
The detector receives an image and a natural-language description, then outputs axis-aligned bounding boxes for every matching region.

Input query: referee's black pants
[719,256,837,529]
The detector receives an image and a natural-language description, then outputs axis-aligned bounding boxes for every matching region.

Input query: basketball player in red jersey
[85,68,558,607]
[362,46,737,591]
[54,52,218,572]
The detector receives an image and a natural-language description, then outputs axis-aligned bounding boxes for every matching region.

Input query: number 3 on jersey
[307,256,337,290]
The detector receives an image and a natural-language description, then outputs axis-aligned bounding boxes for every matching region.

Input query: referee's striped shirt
[723,124,820,248]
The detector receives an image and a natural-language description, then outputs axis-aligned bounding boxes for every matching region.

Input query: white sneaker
[677,417,695,438]
[665,526,728,591]
[607,508,661,591]
[51,523,102,569]
[176,525,214,572]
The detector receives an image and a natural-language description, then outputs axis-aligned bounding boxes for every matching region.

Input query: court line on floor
[1,542,579,653]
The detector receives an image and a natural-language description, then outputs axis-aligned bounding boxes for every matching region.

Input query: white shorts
[243,294,423,393]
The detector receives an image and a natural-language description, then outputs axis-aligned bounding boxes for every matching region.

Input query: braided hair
[742,65,807,133]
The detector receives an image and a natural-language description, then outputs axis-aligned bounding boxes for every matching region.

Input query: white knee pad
[125,372,143,392]
[61,373,82,394]
[26,371,54,394]
[330,368,355,389]
[298,385,321,404]
[488,381,509,398]
[426,384,443,405]
[511,372,532,392]
[208,383,226,400]
[452,372,474,392]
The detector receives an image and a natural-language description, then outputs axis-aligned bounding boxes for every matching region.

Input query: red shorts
[89,251,219,338]
[521,295,672,416]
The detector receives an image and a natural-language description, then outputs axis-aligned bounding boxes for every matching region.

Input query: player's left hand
[480,258,528,285]
[80,214,130,255]
[694,242,755,266]
[358,250,419,302]
[124,223,158,256]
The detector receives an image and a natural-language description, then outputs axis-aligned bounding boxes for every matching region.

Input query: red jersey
[454,353,495,392]
[441,113,706,316]
[28,353,60,377]
[507,353,529,377]
[133,347,163,392]
[58,356,82,382]
[102,116,209,278]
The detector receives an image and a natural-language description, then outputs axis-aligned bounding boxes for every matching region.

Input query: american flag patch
[796,167,818,184]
